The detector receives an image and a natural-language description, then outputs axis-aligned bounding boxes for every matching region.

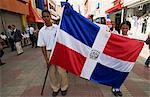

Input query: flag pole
[41,65,50,95]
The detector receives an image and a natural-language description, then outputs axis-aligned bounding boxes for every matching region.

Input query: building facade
[105,0,124,32]
[48,0,60,21]
[0,0,29,32]
[123,0,150,40]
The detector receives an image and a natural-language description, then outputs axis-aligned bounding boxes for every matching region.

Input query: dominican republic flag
[35,0,44,10]
[49,3,144,88]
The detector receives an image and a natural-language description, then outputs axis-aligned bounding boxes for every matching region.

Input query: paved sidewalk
[139,43,149,59]
[0,46,149,97]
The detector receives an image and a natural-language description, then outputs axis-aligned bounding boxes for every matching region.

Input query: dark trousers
[0,49,4,65]
[33,36,37,48]
[29,35,34,48]
[145,56,150,65]
[8,38,15,51]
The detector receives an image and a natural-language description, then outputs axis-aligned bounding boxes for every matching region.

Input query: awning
[127,0,150,8]
[27,1,44,23]
[105,3,123,13]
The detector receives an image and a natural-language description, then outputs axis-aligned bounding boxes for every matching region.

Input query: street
[0,45,150,97]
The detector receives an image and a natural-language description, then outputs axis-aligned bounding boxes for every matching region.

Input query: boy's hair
[42,10,50,16]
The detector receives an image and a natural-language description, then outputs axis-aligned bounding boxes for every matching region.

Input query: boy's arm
[41,46,50,68]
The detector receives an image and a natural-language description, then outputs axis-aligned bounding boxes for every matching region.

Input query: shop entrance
[115,12,121,33]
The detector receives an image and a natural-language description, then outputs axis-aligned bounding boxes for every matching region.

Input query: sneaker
[17,52,24,56]
[145,65,150,68]
[61,89,68,96]
[52,91,59,97]
[112,89,118,96]
[111,88,123,96]
[116,91,123,96]
[0,62,5,66]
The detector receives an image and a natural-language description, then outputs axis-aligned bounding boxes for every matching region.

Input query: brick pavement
[0,46,149,97]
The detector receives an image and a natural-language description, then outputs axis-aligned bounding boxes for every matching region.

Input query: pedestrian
[110,21,119,34]
[0,32,8,48]
[6,25,15,51]
[12,25,24,56]
[0,37,5,66]
[26,25,35,48]
[111,21,131,97]
[33,26,39,48]
[37,10,69,97]
[24,31,30,45]
[145,32,150,67]
[21,31,26,46]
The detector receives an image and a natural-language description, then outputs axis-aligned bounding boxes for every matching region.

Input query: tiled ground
[0,46,149,97]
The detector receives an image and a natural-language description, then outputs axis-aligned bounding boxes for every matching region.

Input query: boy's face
[42,12,51,24]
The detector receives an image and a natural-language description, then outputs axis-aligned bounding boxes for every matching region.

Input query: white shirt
[0,35,7,40]
[26,27,34,35]
[6,29,12,38]
[37,25,58,50]
[95,23,110,32]
[111,28,118,34]
[137,17,144,34]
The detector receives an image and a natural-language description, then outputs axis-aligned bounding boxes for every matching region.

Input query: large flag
[49,3,144,88]
[35,0,44,10]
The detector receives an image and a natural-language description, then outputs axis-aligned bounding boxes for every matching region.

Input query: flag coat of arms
[50,3,144,88]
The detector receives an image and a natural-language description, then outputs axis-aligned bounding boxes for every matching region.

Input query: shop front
[0,0,28,32]
[26,0,44,30]
[124,0,150,40]
[105,0,123,33]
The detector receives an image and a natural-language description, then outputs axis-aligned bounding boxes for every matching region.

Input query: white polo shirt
[37,25,58,50]
[26,27,34,35]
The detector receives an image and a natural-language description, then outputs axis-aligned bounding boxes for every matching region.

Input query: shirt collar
[44,24,55,30]
[14,29,16,32]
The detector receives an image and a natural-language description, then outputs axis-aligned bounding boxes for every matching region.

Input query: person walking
[0,37,5,66]
[33,26,39,48]
[145,32,150,67]
[37,10,69,97]
[0,32,8,48]
[12,25,24,56]
[6,25,15,51]
[26,25,35,48]
[110,21,119,34]
[111,21,131,97]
